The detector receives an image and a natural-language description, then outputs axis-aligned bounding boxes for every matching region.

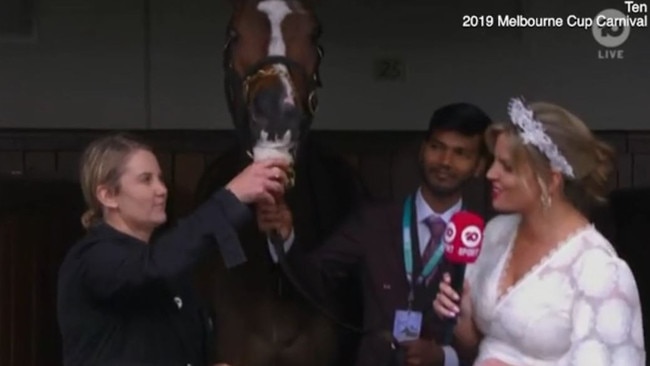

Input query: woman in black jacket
[57,133,289,366]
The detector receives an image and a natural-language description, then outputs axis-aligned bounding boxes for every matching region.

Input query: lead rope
[269,231,364,335]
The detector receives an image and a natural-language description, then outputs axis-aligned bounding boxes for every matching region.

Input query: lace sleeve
[562,248,646,366]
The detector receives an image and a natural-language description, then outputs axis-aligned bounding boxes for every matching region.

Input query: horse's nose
[249,82,302,139]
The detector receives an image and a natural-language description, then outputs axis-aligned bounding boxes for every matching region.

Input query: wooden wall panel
[203,152,223,169]
[24,152,56,177]
[390,139,420,202]
[0,130,649,207]
[9,213,32,365]
[56,152,81,182]
[341,153,360,172]
[633,155,650,188]
[0,130,649,211]
[616,154,633,189]
[172,153,206,216]
[0,179,84,366]
[0,219,10,366]
[0,151,23,176]
[628,134,650,154]
[155,151,173,187]
[358,153,393,201]
[596,132,627,154]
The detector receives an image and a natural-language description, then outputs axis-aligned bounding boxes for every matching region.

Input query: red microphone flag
[443,211,485,265]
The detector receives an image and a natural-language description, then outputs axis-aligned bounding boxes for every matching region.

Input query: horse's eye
[227,28,238,40]
[316,45,324,59]
[224,28,238,51]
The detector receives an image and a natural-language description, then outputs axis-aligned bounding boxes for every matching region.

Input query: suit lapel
[367,201,409,325]
[389,199,411,291]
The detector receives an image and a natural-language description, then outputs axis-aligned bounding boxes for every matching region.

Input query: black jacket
[57,188,250,366]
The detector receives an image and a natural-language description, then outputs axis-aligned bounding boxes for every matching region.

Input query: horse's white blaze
[257,0,291,56]
[257,0,296,109]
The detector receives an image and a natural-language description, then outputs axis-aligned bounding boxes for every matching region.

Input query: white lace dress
[465,214,646,366]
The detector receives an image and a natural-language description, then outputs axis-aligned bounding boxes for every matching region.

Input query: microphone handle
[442,263,466,345]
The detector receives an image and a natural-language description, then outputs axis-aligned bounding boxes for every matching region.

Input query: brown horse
[193,1,366,366]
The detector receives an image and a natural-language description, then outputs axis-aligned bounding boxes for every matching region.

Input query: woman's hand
[478,358,514,366]
[433,273,482,358]
[433,272,473,326]
[226,159,289,204]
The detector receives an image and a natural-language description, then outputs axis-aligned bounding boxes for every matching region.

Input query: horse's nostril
[248,80,304,143]
[250,85,300,118]
[252,88,279,114]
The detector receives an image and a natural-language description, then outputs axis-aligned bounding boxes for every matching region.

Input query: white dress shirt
[414,187,462,254]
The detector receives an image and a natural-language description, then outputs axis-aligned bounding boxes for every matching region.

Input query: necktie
[421,215,446,286]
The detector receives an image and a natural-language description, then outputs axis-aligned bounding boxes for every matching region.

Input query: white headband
[507,97,575,178]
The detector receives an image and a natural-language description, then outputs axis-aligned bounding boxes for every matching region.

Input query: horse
[192,1,367,365]
[223,0,322,157]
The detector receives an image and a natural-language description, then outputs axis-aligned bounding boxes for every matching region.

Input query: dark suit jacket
[289,194,490,366]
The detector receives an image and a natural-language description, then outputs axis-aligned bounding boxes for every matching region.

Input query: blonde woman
[433,98,645,365]
[57,133,288,366]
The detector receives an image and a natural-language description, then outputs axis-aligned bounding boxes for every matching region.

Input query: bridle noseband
[240,59,318,117]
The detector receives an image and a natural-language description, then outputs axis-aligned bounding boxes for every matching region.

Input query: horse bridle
[222,24,324,149]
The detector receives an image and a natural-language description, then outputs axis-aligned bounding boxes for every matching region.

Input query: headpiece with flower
[507,97,575,178]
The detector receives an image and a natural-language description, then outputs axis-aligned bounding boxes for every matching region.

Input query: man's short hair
[425,102,492,153]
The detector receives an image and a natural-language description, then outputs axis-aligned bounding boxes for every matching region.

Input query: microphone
[441,210,485,344]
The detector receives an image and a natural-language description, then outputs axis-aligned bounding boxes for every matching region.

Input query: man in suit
[257,102,493,366]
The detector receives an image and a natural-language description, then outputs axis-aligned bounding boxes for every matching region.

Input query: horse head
[223,0,323,166]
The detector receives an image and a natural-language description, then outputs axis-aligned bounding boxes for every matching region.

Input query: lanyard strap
[402,195,446,287]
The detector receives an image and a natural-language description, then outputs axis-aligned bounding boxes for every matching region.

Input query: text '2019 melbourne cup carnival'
[462,0,647,28]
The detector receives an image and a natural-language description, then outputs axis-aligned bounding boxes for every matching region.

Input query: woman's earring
[541,193,552,210]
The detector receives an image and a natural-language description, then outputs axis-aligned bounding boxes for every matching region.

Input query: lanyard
[402,194,445,307]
